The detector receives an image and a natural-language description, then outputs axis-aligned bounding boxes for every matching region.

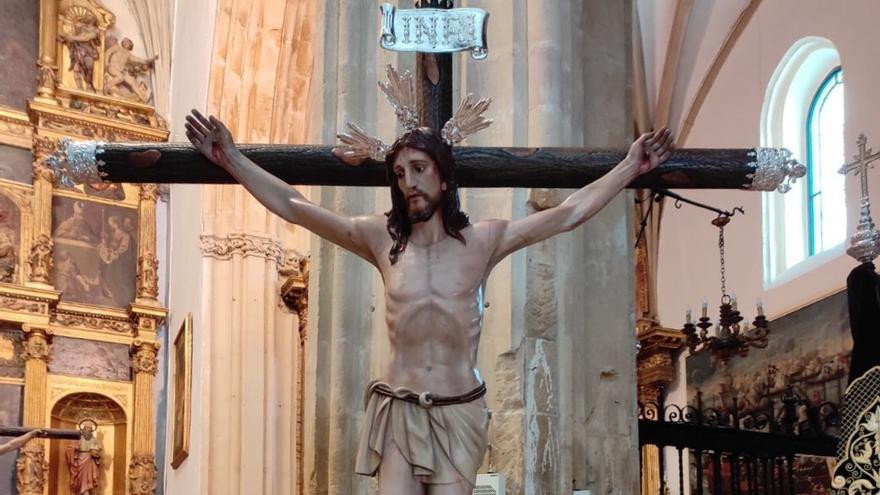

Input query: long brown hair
[385,127,469,264]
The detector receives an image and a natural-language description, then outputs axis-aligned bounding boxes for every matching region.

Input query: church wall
[164,1,314,494]
[646,11,880,489]
[656,0,880,363]
[163,0,218,492]
[99,0,150,59]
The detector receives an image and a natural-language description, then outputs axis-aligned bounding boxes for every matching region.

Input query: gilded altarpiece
[0,0,168,493]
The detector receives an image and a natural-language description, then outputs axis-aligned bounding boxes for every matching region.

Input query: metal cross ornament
[839,133,880,263]
[379,3,489,59]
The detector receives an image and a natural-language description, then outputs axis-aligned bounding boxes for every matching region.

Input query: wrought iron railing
[638,388,839,494]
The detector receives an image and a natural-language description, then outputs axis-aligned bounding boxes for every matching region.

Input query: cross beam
[0,425,81,440]
[50,140,805,192]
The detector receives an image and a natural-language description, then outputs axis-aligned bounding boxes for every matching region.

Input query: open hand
[23,429,46,440]
[185,110,236,169]
[626,127,674,177]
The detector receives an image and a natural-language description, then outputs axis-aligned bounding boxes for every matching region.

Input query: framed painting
[171,313,192,468]
[51,195,138,308]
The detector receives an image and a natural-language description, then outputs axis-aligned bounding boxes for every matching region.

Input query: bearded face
[392,147,447,224]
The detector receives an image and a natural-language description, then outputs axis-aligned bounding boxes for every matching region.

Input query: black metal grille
[639,388,839,494]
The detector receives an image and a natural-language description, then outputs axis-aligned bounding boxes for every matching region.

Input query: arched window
[761,38,846,285]
[806,67,845,255]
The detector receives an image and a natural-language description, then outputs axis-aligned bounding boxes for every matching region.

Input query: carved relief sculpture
[37,56,59,98]
[28,234,53,284]
[136,254,158,300]
[57,11,101,92]
[32,136,58,183]
[0,223,16,282]
[131,340,159,375]
[16,442,49,495]
[128,455,157,495]
[22,326,53,363]
[103,36,157,104]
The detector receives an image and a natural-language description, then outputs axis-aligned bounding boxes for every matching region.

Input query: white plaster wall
[163,0,218,492]
[100,0,149,58]
[656,0,880,336]
[652,11,878,492]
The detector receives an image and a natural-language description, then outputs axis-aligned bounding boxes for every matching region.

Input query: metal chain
[718,225,727,296]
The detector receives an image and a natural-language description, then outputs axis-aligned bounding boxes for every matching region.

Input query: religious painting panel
[0,327,24,379]
[0,0,39,110]
[48,336,131,382]
[51,195,138,308]
[0,144,33,186]
[0,191,21,284]
[171,313,192,468]
[0,383,23,495]
[687,290,850,494]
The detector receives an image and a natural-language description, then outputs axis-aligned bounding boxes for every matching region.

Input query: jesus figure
[185,109,672,494]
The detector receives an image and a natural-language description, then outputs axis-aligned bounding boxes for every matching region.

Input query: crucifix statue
[46,2,805,493]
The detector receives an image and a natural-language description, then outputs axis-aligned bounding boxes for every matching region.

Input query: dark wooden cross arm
[0,425,82,440]
[48,140,806,192]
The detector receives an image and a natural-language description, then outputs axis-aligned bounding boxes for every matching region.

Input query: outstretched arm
[0,430,45,455]
[486,129,674,267]
[185,110,382,265]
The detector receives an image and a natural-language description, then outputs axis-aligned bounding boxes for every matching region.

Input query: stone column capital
[138,184,161,202]
[130,340,160,375]
[21,325,53,363]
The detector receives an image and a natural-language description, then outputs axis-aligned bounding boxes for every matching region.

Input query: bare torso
[375,224,491,396]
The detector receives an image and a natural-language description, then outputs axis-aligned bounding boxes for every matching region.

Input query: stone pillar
[191,0,313,493]
[487,1,639,493]
[300,2,386,494]
[129,336,160,495]
[576,2,638,492]
[17,324,52,495]
[28,137,57,288]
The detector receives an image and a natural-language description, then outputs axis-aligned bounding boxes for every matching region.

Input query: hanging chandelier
[680,216,770,362]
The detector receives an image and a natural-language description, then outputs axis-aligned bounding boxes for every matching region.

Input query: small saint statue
[65,419,101,495]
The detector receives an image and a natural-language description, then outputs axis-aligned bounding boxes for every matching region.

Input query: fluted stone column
[191,1,312,494]
[301,3,382,493]
[462,1,638,494]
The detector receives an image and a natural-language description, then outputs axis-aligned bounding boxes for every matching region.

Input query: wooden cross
[839,133,880,262]
[46,2,806,195]
[0,425,81,440]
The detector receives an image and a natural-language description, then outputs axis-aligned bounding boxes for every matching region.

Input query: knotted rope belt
[366,380,487,408]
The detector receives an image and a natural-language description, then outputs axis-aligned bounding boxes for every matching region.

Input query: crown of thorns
[333,65,493,166]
